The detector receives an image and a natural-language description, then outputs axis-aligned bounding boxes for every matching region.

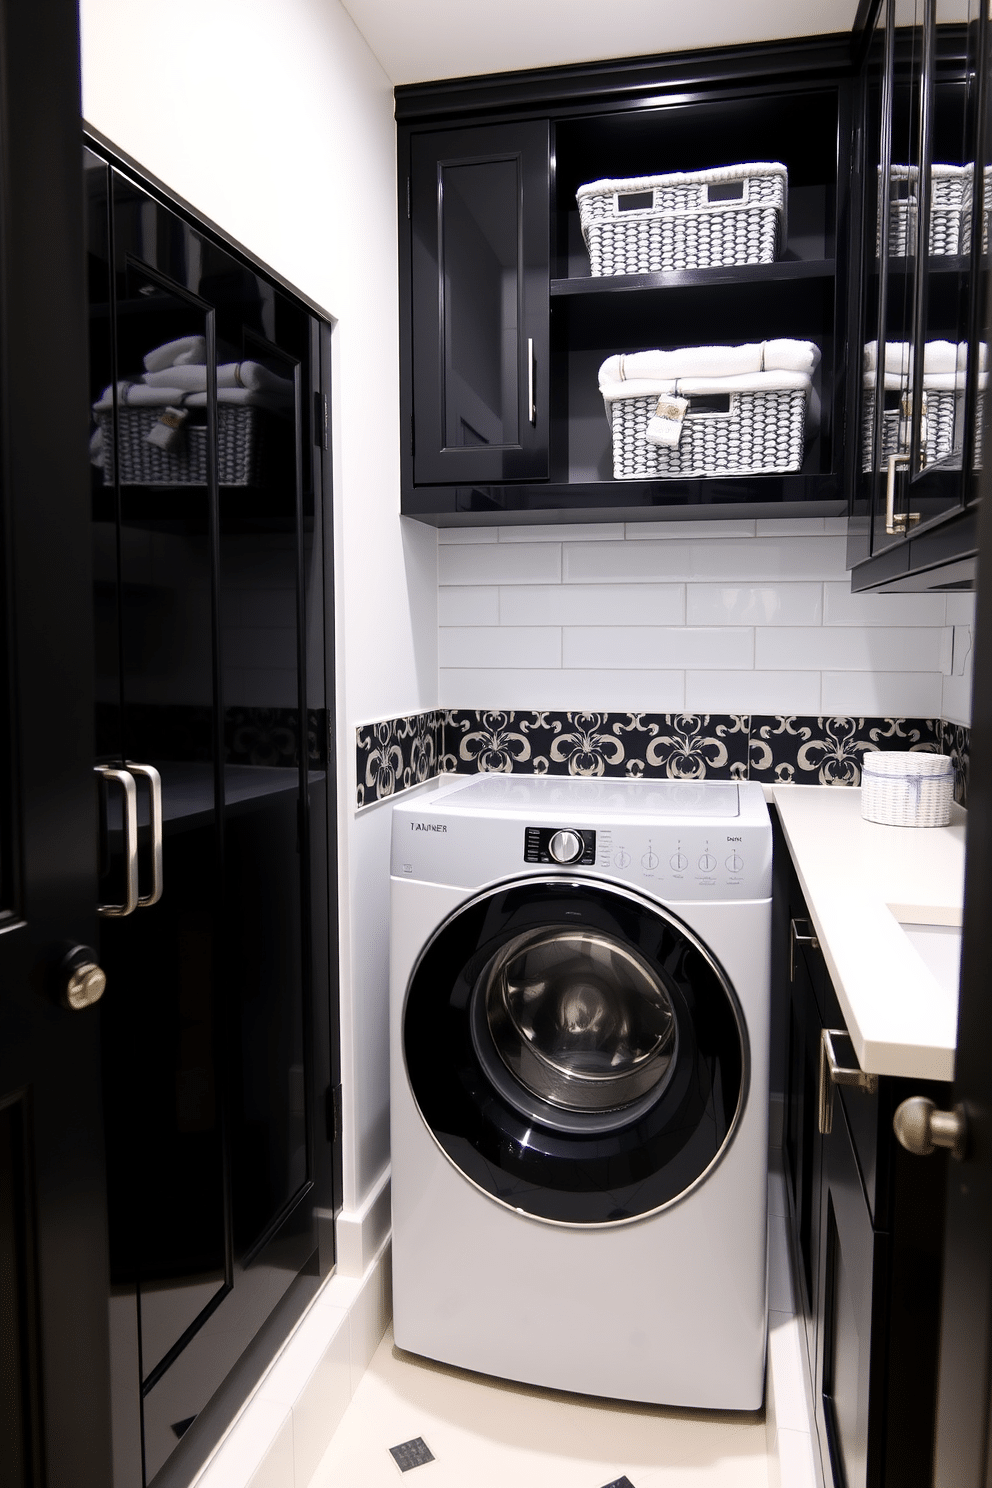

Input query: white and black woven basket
[861,752,955,828]
[577,162,787,276]
[608,388,808,480]
[98,405,264,487]
[882,163,986,257]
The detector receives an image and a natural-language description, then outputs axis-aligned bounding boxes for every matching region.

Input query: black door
[409,121,551,485]
[83,148,336,1485]
[404,877,746,1225]
[0,2,114,1485]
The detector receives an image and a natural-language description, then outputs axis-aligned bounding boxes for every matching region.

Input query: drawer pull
[818,1028,878,1136]
[789,917,818,983]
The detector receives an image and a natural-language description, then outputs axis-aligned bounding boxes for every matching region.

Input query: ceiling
[339,0,862,87]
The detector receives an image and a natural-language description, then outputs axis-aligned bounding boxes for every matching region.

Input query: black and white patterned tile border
[356,710,442,809]
[356,710,970,809]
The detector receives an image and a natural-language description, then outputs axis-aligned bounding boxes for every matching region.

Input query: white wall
[80,0,439,1228]
[439,517,974,725]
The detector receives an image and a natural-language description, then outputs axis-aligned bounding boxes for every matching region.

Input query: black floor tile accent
[389,1436,435,1471]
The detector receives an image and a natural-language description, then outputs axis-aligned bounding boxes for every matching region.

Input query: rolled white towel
[92,381,186,412]
[142,360,294,400]
[598,339,820,388]
[142,335,206,373]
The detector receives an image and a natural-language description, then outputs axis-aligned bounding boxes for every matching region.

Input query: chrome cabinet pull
[95,764,139,918]
[818,1028,878,1136]
[885,451,919,534]
[527,337,536,426]
[789,917,818,983]
[128,762,163,907]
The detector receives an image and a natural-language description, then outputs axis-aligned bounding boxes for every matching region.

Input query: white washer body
[389,775,771,1410]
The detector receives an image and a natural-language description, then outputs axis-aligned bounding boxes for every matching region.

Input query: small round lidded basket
[860,751,955,828]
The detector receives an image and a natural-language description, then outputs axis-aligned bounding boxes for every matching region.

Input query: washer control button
[698,852,717,873]
[726,852,745,873]
[641,849,659,870]
[549,829,584,864]
[669,852,688,871]
[614,848,631,869]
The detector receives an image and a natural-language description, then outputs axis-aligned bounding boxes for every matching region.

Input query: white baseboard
[333,1167,391,1278]
[189,1236,392,1488]
[765,1154,821,1488]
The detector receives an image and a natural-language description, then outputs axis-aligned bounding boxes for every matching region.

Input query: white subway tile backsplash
[500,583,684,626]
[822,582,946,627]
[624,519,756,539]
[755,518,825,536]
[437,526,498,544]
[946,592,977,626]
[438,587,500,626]
[685,670,822,714]
[563,626,752,670]
[757,626,944,672]
[439,668,686,711]
[439,627,561,669]
[821,670,943,715]
[440,542,561,586]
[565,536,849,584]
[687,583,823,627]
[498,522,624,542]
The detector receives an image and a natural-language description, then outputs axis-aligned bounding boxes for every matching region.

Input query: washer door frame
[402,874,750,1228]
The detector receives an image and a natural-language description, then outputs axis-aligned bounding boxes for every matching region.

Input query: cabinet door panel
[816,1100,882,1488]
[411,122,550,484]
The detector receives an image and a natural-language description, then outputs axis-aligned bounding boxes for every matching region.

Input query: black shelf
[405,472,845,526]
[551,259,836,297]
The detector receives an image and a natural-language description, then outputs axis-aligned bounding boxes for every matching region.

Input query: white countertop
[772,785,966,1082]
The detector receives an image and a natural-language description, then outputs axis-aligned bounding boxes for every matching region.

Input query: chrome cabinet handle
[527,337,536,426]
[128,762,163,906]
[95,764,139,918]
[885,451,919,534]
[818,1028,878,1136]
[893,1096,967,1160]
[789,917,818,983]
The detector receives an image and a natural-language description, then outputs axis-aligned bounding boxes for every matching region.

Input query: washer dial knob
[549,829,584,864]
[698,852,717,873]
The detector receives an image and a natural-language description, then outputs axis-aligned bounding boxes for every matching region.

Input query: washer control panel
[524,826,596,866]
[587,825,766,897]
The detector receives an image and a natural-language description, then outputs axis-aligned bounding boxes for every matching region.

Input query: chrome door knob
[548,830,583,864]
[60,947,107,1011]
[893,1096,967,1160]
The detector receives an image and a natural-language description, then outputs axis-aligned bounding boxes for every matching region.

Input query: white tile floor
[307,1325,770,1488]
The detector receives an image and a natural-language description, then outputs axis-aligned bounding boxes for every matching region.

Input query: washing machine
[389,773,771,1410]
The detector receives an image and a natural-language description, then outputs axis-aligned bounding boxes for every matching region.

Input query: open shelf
[551,259,835,298]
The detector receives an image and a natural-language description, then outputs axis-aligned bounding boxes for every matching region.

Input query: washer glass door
[404,876,748,1226]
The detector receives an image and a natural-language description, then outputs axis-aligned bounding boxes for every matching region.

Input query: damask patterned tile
[748,716,942,787]
[226,707,327,768]
[440,711,750,781]
[941,720,970,807]
[356,711,441,808]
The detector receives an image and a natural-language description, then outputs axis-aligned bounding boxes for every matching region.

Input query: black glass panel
[405,880,746,1225]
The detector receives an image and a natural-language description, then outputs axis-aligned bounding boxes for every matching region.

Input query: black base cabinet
[777,816,950,1488]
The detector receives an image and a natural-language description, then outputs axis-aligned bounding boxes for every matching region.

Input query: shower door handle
[95,764,139,918]
[128,762,163,907]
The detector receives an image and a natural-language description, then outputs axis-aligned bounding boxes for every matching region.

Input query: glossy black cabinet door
[85,148,335,1487]
[410,121,550,484]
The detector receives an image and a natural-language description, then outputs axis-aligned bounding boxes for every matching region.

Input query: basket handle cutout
[707,180,746,203]
[616,190,655,213]
[685,393,732,418]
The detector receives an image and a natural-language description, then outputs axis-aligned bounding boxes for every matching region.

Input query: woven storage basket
[98,405,264,487]
[577,163,787,276]
[861,752,954,828]
[861,340,987,472]
[599,341,818,481]
[882,163,986,257]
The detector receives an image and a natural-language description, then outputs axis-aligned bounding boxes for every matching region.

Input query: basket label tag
[144,404,189,452]
[646,394,688,447]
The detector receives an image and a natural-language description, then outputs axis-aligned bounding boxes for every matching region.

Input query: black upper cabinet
[850,0,990,591]
[411,122,550,483]
[397,39,855,526]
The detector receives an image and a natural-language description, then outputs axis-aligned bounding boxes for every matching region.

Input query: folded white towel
[182,387,290,411]
[598,340,820,389]
[142,335,206,373]
[142,360,293,400]
[92,382,186,411]
[863,340,989,388]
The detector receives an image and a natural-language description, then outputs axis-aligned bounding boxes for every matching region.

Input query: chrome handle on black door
[94,764,139,918]
[128,762,163,907]
[527,337,536,426]
[818,1028,878,1136]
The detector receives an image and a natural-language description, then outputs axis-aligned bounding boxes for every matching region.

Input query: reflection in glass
[481,927,677,1113]
[441,158,520,449]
